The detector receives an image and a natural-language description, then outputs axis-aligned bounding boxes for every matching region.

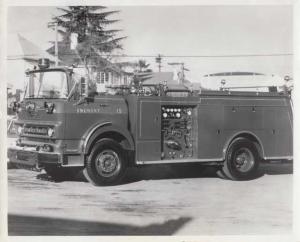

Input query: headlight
[12,102,21,113]
[47,128,54,137]
[17,126,23,135]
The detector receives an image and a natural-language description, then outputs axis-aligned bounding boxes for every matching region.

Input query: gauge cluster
[161,106,196,159]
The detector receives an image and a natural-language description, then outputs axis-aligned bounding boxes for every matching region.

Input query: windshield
[25,71,68,99]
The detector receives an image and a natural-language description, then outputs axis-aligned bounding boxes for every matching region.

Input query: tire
[221,138,260,180]
[44,166,81,181]
[216,169,229,179]
[83,139,128,186]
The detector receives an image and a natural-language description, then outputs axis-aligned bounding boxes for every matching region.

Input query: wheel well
[228,133,264,159]
[85,131,135,167]
[87,131,132,155]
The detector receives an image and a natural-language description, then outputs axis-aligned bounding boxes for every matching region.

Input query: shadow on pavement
[259,161,293,175]
[36,172,86,183]
[124,164,217,183]
[123,162,293,183]
[8,214,191,235]
[33,162,293,185]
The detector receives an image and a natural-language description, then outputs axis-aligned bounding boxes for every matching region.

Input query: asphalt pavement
[7,162,293,235]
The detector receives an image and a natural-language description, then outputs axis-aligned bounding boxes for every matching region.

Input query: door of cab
[136,98,161,161]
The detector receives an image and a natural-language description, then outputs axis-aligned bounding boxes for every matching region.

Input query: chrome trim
[14,120,62,127]
[264,156,293,160]
[136,158,223,165]
[138,100,200,105]
[61,155,84,167]
[95,149,121,177]
[61,164,83,167]
[8,146,62,162]
[82,122,112,152]
[14,122,61,139]
[9,144,60,156]
[137,97,285,102]
[202,97,285,101]
[94,97,125,101]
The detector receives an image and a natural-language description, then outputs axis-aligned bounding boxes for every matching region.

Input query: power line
[6,53,293,60]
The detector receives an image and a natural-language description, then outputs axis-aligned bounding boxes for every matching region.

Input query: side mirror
[12,101,21,113]
[80,77,88,97]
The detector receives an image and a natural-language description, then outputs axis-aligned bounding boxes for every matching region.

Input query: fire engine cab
[8,59,293,186]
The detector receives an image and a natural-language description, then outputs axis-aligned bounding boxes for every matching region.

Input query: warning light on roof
[38,58,50,69]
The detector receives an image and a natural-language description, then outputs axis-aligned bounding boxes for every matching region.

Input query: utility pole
[180,63,185,84]
[155,54,162,72]
[54,22,58,66]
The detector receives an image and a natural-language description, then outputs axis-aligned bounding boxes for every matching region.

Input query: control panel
[161,106,197,160]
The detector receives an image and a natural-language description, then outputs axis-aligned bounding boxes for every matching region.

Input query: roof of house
[138,71,195,90]
[47,41,129,75]
[7,83,13,89]
[18,34,56,63]
[47,41,83,65]
[142,72,175,84]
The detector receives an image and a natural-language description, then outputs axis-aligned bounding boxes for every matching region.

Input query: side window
[105,72,109,83]
[72,83,80,100]
[96,71,100,84]
[69,74,80,100]
[100,72,105,84]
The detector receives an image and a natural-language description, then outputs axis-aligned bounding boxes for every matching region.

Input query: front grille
[23,126,48,136]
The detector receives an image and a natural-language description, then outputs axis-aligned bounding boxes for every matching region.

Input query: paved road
[7,163,293,235]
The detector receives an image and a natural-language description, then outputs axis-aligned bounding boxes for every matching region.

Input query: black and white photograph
[1,0,298,241]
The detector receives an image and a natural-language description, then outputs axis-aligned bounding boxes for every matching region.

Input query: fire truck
[8,59,293,186]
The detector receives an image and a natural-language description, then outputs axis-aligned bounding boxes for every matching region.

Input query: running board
[136,158,223,165]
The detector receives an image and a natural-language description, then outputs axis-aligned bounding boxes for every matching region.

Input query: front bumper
[8,145,62,168]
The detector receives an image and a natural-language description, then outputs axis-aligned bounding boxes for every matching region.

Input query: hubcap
[95,150,121,177]
[233,147,255,172]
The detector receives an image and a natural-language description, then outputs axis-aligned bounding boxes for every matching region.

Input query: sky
[6,5,293,89]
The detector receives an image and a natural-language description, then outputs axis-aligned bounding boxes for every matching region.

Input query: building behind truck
[7,59,293,186]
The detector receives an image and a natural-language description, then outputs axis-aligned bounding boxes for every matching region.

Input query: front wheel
[221,138,260,180]
[83,139,128,186]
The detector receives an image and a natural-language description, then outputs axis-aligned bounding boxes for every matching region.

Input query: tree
[130,59,153,86]
[47,6,126,68]
[137,59,150,72]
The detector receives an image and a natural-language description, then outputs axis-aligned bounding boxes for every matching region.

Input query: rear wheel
[83,139,127,186]
[221,138,260,180]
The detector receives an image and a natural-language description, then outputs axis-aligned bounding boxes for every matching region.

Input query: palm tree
[129,59,152,86]
[137,59,150,72]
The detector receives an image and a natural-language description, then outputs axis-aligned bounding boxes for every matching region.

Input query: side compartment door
[136,98,161,161]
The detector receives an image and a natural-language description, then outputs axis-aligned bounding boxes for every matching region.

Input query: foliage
[131,59,153,85]
[47,6,126,66]
[137,59,150,72]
